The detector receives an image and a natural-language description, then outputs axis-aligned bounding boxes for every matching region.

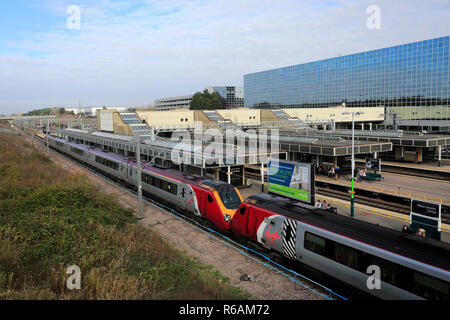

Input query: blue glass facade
[208,86,244,108]
[244,36,450,113]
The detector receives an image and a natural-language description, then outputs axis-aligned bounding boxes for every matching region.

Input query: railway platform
[316,172,450,206]
[355,158,450,174]
[240,179,450,243]
[315,194,450,243]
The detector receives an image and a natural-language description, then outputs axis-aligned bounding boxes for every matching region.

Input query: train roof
[245,193,450,271]
[51,136,218,189]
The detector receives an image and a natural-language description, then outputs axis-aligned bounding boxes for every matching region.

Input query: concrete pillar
[369,122,372,131]
[227,166,231,184]
[438,145,442,167]
[361,123,364,131]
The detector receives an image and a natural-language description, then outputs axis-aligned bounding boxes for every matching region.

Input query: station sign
[268,160,315,205]
[365,157,381,171]
[410,199,441,241]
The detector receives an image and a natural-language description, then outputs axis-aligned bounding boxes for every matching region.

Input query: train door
[120,165,126,181]
[198,191,209,219]
[246,206,256,241]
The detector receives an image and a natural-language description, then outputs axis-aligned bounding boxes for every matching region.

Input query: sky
[0,0,449,115]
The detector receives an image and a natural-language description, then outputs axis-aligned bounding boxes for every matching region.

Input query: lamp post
[342,111,364,218]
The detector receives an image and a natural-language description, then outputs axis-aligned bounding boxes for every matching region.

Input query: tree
[58,107,66,114]
[190,89,224,110]
[23,108,52,116]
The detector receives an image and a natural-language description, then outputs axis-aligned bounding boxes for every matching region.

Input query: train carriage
[231,193,450,300]
[47,135,242,231]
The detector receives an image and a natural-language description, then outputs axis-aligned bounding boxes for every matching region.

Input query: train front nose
[217,186,243,223]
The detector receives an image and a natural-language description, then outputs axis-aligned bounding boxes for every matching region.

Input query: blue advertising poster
[268,160,313,204]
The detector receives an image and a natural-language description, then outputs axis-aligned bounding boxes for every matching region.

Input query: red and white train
[48,134,450,300]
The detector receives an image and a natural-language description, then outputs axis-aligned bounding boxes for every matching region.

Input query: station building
[154,95,193,111]
[154,86,244,111]
[244,36,450,131]
[87,107,393,185]
[131,106,384,131]
[206,86,244,109]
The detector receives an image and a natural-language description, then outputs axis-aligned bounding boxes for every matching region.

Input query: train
[47,134,450,300]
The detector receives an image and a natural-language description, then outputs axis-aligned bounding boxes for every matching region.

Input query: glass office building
[244,36,450,120]
[207,86,244,109]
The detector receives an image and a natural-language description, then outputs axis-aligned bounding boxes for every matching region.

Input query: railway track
[316,187,410,214]
[17,129,362,301]
[245,171,450,224]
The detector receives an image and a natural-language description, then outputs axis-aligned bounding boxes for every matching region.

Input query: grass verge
[0,128,251,300]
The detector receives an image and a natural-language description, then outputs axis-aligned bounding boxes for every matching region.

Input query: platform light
[342,111,365,218]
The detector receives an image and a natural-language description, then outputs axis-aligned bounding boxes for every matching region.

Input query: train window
[239,206,246,215]
[411,271,449,300]
[95,155,118,171]
[218,188,241,210]
[169,183,178,195]
[366,255,401,287]
[304,232,326,256]
[161,180,169,192]
[142,173,153,185]
[333,242,360,270]
[153,177,161,188]
[304,231,449,300]
[207,194,213,203]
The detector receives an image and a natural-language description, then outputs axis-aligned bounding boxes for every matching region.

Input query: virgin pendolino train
[47,134,450,300]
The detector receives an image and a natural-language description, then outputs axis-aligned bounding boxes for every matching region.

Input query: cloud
[1,0,449,114]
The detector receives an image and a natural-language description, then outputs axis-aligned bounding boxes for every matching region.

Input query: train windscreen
[216,185,242,210]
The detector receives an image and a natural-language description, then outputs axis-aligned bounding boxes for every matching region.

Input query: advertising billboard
[268,160,315,204]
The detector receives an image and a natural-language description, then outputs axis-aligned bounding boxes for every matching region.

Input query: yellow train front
[196,180,243,232]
